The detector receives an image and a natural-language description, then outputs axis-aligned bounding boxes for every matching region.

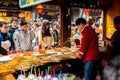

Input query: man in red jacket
[75,18,99,80]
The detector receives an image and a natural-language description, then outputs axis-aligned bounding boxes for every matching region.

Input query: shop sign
[42,4,59,10]
[0,1,32,10]
[0,12,7,17]
[0,11,19,17]
[0,1,19,10]
[19,0,52,8]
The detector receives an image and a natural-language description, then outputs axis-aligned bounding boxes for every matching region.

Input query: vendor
[0,21,13,55]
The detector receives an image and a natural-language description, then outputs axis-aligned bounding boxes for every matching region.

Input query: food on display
[30,57,42,67]
[39,49,45,54]
[0,47,79,80]
[5,56,22,69]
[45,49,55,54]
[2,74,16,80]
[54,48,61,52]
[5,56,42,71]
[45,47,70,53]
[15,60,31,71]
[4,47,78,70]
[60,47,70,52]
[50,57,61,62]
[4,47,78,71]
[0,63,15,75]
[23,51,33,56]
[39,57,52,64]
[58,54,77,60]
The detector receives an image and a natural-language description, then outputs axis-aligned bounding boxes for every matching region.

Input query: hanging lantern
[36,5,43,14]
[84,9,90,16]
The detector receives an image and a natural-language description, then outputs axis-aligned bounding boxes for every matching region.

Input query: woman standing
[41,20,54,48]
[34,20,54,50]
[51,22,60,47]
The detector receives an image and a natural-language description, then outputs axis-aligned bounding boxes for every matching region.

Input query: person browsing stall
[76,18,99,80]
[0,21,13,55]
[13,19,35,52]
[8,17,18,50]
[41,20,54,48]
[51,21,60,47]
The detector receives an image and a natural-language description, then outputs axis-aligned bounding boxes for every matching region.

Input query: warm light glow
[84,9,90,16]
[36,5,43,14]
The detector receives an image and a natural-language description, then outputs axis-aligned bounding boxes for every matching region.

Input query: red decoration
[36,5,43,14]
[84,9,90,16]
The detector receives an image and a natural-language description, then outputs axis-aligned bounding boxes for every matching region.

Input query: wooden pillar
[103,9,107,38]
[105,0,120,38]
[60,5,71,47]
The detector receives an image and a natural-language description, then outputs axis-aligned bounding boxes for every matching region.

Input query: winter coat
[13,28,35,52]
[79,25,99,62]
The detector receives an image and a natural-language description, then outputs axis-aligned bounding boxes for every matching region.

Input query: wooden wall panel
[106,0,120,38]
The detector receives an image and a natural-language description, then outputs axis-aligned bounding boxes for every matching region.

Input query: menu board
[19,0,52,8]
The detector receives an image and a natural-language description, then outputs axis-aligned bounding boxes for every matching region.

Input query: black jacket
[8,26,18,50]
[0,32,13,55]
[110,29,120,59]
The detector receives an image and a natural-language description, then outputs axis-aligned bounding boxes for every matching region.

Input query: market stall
[0,47,83,80]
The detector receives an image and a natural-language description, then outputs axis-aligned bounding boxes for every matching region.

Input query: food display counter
[0,47,80,80]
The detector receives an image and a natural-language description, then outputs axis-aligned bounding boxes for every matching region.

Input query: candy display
[27,74,36,80]
[17,74,26,80]
[16,67,75,80]
[16,73,75,80]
